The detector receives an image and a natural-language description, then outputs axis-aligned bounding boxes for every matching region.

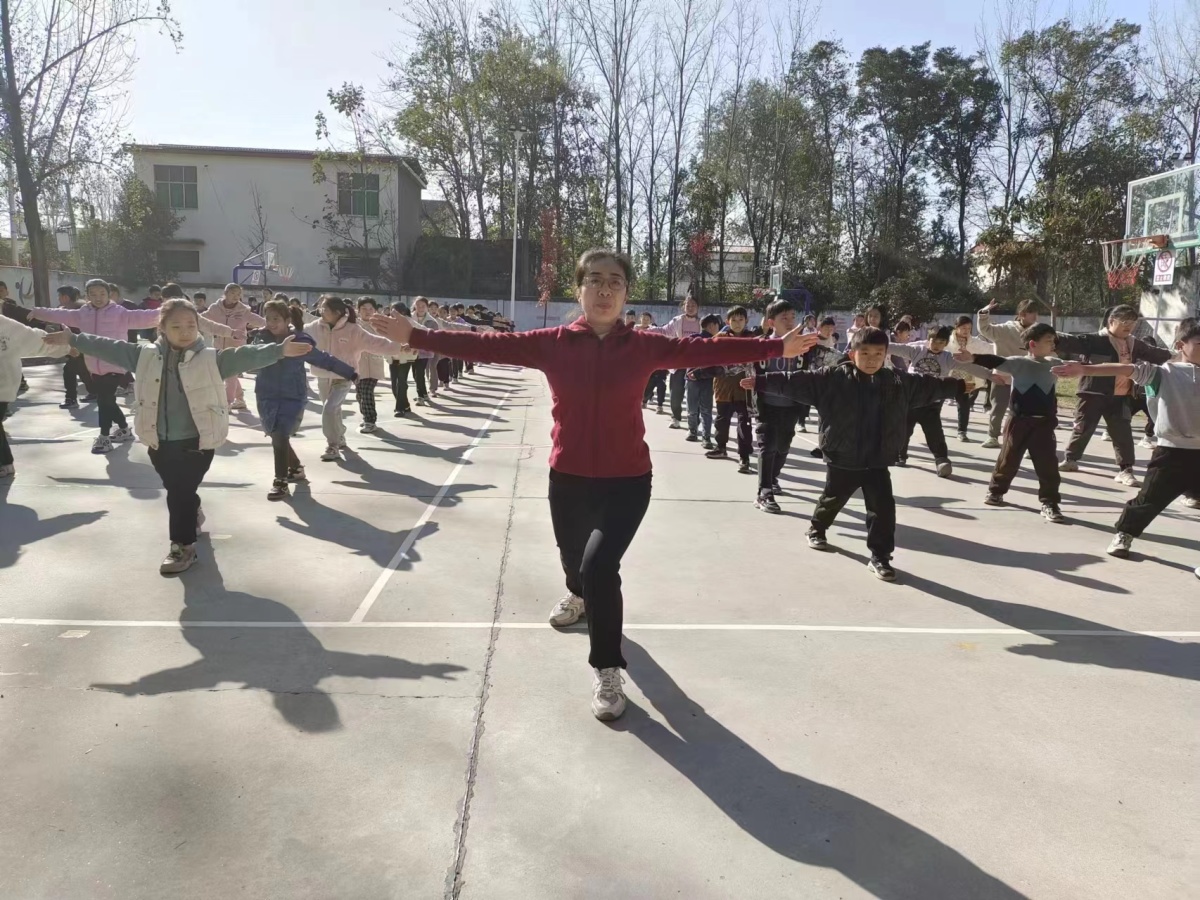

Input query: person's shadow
[89,553,467,732]
[616,640,1028,899]
[0,485,108,569]
[275,492,447,569]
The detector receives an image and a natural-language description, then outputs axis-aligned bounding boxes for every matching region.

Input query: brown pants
[989,415,1060,505]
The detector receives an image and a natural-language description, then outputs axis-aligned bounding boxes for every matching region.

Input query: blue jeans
[687,379,713,439]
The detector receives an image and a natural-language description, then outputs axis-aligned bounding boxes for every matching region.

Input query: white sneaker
[0,463,14,479]
[1100,430,1111,442]
[591,667,627,721]
[159,542,198,576]
[110,426,135,443]
[548,593,585,627]
[1059,457,1079,473]
[957,432,972,443]
[230,399,247,411]
[1139,436,1155,449]
[91,435,114,454]
[320,445,340,462]
[935,458,953,478]
[1106,532,1133,558]
[1178,496,1200,510]
[981,437,1000,449]
[1114,469,1139,488]
[360,422,376,434]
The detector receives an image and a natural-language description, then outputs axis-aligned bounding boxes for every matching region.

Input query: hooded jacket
[250,329,357,433]
[1055,329,1172,396]
[34,301,161,375]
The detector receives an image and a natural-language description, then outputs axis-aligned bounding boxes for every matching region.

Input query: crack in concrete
[445,390,528,900]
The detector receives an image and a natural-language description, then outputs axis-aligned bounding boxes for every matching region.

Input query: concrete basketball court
[1,362,1196,900]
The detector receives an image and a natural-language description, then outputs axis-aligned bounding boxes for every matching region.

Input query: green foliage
[72,174,180,286]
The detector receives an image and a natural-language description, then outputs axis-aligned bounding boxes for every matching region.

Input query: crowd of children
[2,253,1197,721]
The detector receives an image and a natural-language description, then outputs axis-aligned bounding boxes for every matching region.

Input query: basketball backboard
[769,263,783,292]
[1125,163,1199,250]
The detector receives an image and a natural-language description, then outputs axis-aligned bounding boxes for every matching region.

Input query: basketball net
[1100,235,1168,290]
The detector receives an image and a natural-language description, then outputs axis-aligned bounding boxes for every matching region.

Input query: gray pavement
[1,362,1197,900]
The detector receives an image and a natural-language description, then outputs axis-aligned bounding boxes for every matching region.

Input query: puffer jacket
[356,320,390,381]
[201,301,266,349]
[249,329,357,433]
[0,315,70,401]
[756,360,964,469]
[1055,329,1172,396]
[306,316,407,377]
[712,327,758,402]
[33,301,161,375]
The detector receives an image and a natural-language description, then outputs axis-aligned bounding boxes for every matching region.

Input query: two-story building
[128,144,425,301]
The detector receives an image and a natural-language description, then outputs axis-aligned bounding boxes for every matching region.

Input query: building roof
[128,143,426,187]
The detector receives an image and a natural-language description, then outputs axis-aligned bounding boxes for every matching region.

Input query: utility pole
[509,129,527,327]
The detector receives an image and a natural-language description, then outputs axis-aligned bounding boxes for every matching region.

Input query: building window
[336,255,379,280]
[158,249,201,273]
[153,165,198,210]
[337,173,380,218]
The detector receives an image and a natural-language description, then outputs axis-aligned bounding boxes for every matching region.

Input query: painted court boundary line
[348,390,513,624]
[1,619,1197,637]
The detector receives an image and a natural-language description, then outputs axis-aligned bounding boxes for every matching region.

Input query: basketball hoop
[279,265,295,283]
[1101,235,1168,290]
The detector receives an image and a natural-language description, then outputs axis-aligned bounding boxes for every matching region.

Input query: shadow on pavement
[0,484,108,568]
[616,639,1029,900]
[89,554,468,732]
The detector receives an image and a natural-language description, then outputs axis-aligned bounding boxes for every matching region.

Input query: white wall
[0,264,96,306]
[130,150,420,294]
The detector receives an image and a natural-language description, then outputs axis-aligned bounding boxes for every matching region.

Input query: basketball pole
[510,130,527,328]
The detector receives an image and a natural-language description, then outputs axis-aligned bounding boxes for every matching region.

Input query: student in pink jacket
[201,283,267,409]
[30,278,161,453]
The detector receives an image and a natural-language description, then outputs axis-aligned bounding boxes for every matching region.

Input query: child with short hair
[638,312,667,412]
[44,300,313,573]
[684,313,723,447]
[1053,321,1200,571]
[752,327,967,581]
[949,314,994,442]
[355,298,388,433]
[957,323,1067,523]
[706,306,756,473]
[753,299,804,512]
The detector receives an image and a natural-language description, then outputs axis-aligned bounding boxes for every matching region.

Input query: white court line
[347,390,513,624]
[0,618,1197,637]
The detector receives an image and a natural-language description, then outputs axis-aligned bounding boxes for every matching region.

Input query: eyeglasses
[582,274,627,290]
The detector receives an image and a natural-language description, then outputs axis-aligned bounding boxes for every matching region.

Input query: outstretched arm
[1050,360,1134,378]
[371,314,550,369]
[750,370,825,407]
[216,340,304,378]
[65,332,142,371]
[651,328,815,369]
[900,372,965,407]
[198,317,234,339]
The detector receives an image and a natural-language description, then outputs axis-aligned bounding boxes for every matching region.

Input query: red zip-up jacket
[408,317,784,478]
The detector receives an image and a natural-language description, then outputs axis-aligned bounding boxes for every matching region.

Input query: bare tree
[0,0,179,305]
[1146,0,1200,164]
[241,183,271,262]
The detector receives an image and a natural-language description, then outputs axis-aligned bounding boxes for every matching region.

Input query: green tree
[73,173,179,286]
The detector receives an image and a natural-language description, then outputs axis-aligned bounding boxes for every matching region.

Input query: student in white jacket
[0,316,70,477]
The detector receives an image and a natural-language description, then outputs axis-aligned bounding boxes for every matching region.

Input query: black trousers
[1115,447,1200,537]
[0,402,11,466]
[147,438,215,546]
[956,390,979,433]
[1066,393,1135,470]
[390,361,412,412]
[903,403,948,461]
[412,359,429,399]
[715,400,753,461]
[810,465,896,561]
[669,369,686,421]
[269,428,301,480]
[548,469,652,670]
[644,370,666,406]
[91,373,128,434]
[1131,392,1154,437]
[989,416,1060,505]
[756,404,801,493]
[63,354,92,402]
[436,357,452,388]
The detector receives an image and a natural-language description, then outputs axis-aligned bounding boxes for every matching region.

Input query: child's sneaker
[1114,469,1139,488]
[1139,436,1155,449]
[656,406,665,415]
[110,426,135,443]
[159,543,198,576]
[549,593,585,627]
[591,667,626,721]
[1100,430,1111,442]
[810,447,824,459]
[0,464,14,479]
[867,558,897,581]
[981,437,1000,449]
[702,439,714,451]
[1179,495,1200,510]
[230,399,247,411]
[668,419,682,429]
[287,465,308,484]
[895,457,907,467]
[320,445,341,462]
[737,460,753,474]
[705,447,728,460]
[771,479,782,494]
[957,431,971,443]
[59,399,78,409]
[685,432,699,442]
[935,458,953,478]
[807,531,832,552]
[1106,533,1133,558]
[797,423,808,433]
[91,435,114,454]
[754,492,781,514]
[984,492,1005,506]
[1059,457,1079,473]
[267,479,291,501]
[1040,503,1065,523]
[360,422,377,434]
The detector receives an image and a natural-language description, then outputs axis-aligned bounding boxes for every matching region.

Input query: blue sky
[127,0,1160,152]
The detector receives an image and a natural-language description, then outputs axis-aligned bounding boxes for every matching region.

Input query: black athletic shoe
[59,399,79,409]
[755,493,781,514]
[702,439,714,451]
[685,433,700,442]
[809,447,824,459]
[984,492,1005,507]
[705,448,728,460]
[868,558,897,582]
[737,460,753,474]
[896,457,908,468]
[1041,503,1066,524]
[82,394,97,403]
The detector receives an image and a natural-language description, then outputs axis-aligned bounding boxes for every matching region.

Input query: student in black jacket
[750,327,965,582]
[1056,305,1172,487]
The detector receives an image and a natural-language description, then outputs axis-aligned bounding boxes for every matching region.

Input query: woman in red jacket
[372,248,814,721]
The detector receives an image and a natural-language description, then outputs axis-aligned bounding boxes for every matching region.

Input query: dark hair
[1020,322,1056,346]
[625,309,637,318]
[865,306,882,320]
[1107,304,1138,323]
[392,302,411,316]
[765,298,797,321]
[157,298,201,330]
[851,326,889,349]
[1016,299,1040,316]
[273,293,289,303]
[681,289,698,308]
[1174,318,1200,344]
[700,314,723,330]
[56,285,80,301]
[107,282,120,292]
[320,295,356,324]
[853,312,867,321]
[820,316,836,328]
[574,247,634,288]
[148,284,162,294]
[931,326,952,342]
[726,306,748,320]
[955,315,972,327]
[160,283,186,300]
[357,297,379,310]
[893,320,912,333]
[0,280,6,289]
[264,298,304,331]
[84,278,107,292]
[193,291,207,301]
